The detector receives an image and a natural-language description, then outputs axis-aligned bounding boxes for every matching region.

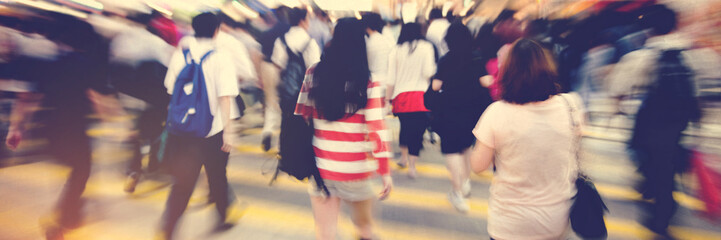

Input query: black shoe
[261,134,271,152]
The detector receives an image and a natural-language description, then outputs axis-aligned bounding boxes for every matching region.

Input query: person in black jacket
[428,23,493,213]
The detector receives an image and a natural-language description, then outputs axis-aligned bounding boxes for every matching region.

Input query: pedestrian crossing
[1,145,720,240]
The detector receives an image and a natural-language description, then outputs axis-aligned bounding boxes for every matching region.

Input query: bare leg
[347,199,374,239]
[310,196,341,240]
[445,153,465,192]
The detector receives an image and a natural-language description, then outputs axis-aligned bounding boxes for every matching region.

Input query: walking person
[4,14,121,239]
[271,8,321,154]
[295,18,393,240]
[387,22,436,178]
[157,12,239,240]
[470,38,580,240]
[427,23,493,213]
[606,5,707,238]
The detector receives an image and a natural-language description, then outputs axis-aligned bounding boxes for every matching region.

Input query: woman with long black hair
[387,23,436,178]
[428,23,493,213]
[295,18,393,240]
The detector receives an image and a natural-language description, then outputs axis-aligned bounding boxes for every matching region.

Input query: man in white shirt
[426,9,450,58]
[271,8,321,71]
[267,8,320,151]
[158,12,239,240]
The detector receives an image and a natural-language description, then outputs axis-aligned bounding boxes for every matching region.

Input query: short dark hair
[192,12,220,38]
[499,38,560,104]
[288,8,308,26]
[641,5,677,36]
[429,8,443,20]
[362,12,384,33]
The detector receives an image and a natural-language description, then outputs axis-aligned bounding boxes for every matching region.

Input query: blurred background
[0,0,720,240]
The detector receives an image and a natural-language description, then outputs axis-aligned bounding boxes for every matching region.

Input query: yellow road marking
[4,155,718,239]
[233,143,706,212]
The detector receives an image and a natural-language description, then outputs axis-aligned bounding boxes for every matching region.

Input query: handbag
[560,94,609,239]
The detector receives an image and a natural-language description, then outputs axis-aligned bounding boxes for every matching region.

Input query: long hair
[444,22,473,53]
[397,23,423,45]
[308,18,369,121]
[498,38,560,104]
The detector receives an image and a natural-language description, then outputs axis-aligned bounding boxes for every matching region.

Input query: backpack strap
[280,34,311,61]
[200,50,215,62]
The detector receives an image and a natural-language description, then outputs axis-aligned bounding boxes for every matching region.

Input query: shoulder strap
[559,94,583,176]
[281,35,311,60]
[199,50,215,62]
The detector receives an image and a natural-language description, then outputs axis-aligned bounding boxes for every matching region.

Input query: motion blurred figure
[4,13,121,239]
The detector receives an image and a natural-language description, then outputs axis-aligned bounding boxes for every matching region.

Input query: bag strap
[559,94,583,177]
[199,50,215,62]
[280,35,311,61]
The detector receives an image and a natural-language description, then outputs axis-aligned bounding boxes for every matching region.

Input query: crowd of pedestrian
[1,0,720,240]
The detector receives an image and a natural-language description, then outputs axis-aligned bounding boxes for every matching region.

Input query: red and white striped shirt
[295,65,392,182]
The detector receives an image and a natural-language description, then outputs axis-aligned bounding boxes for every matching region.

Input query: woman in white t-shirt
[387,23,436,178]
[470,38,582,240]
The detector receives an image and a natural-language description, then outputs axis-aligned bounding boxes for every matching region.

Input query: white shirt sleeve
[271,38,287,69]
[164,48,185,95]
[422,42,437,79]
[473,102,499,148]
[303,40,321,69]
[606,49,656,97]
[387,47,398,88]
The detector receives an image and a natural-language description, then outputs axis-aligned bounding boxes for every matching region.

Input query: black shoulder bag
[560,94,609,239]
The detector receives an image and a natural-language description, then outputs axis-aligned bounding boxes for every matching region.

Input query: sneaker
[448,191,470,213]
[124,172,141,193]
[462,179,471,197]
[261,134,272,152]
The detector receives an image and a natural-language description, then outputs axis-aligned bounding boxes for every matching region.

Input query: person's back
[389,40,435,99]
[158,13,240,240]
[472,39,577,240]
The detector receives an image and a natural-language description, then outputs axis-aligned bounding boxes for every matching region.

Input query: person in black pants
[157,13,239,240]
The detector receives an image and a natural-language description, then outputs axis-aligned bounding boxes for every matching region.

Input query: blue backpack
[166,49,215,138]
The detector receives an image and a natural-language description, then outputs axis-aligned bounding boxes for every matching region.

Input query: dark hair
[288,8,308,26]
[640,5,677,35]
[192,12,220,38]
[309,18,369,121]
[444,23,472,53]
[429,8,443,20]
[498,38,560,104]
[43,12,103,52]
[362,12,384,33]
[474,23,501,59]
[397,23,423,45]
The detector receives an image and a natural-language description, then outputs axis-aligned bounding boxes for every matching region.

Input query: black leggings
[396,112,430,156]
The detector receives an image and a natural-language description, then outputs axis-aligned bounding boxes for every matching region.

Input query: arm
[216,53,240,152]
[366,81,393,200]
[431,79,443,91]
[470,140,494,174]
[6,92,42,150]
[219,96,233,152]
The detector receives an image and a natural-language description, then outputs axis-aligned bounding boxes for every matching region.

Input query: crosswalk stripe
[224,164,721,240]
[5,155,719,239]
[233,143,707,212]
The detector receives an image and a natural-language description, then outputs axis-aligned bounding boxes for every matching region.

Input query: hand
[378,175,393,201]
[221,131,234,153]
[6,128,22,150]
